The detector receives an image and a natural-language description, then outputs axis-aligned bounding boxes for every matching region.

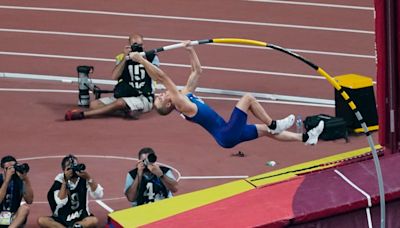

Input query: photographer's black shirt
[47,174,90,226]
[118,53,158,100]
[128,166,171,206]
[0,174,23,213]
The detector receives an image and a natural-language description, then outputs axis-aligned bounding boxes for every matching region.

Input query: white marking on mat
[334,169,372,228]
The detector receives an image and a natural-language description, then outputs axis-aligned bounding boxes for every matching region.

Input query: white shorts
[98,95,153,113]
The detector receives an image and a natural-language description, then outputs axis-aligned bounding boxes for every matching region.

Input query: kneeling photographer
[38,154,103,228]
[125,148,178,206]
[65,33,160,121]
[0,155,33,228]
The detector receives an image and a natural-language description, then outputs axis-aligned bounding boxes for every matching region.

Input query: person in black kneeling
[37,154,103,228]
[0,155,33,228]
[124,147,178,206]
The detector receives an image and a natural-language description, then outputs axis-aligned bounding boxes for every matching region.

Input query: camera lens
[147,153,157,163]
[14,163,30,174]
[74,163,86,172]
[131,43,143,52]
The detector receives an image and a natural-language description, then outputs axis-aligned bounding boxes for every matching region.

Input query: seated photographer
[65,33,160,121]
[125,148,178,206]
[0,155,33,228]
[37,155,103,228]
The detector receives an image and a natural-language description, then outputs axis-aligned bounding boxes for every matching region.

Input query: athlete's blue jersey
[182,93,258,148]
[183,93,226,136]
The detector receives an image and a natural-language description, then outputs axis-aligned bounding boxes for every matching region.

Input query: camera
[143,153,157,167]
[71,163,86,173]
[131,42,143,53]
[14,163,30,174]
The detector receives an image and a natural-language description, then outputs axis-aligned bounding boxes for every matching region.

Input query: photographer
[65,33,160,120]
[125,148,178,206]
[0,155,33,228]
[37,155,103,228]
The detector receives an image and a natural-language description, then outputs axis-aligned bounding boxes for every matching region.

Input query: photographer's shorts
[99,95,153,113]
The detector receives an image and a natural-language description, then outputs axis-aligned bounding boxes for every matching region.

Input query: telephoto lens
[72,163,86,172]
[147,153,157,163]
[131,43,143,52]
[14,163,30,174]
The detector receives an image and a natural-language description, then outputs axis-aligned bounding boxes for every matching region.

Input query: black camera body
[143,153,157,167]
[71,163,86,173]
[14,163,30,174]
[131,43,143,53]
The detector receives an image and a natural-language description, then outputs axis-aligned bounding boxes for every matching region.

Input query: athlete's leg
[218,107,249,148]
[236,94,294,134]
[235,93,272,124]
[255,121,324,145]
[256,124,301,141]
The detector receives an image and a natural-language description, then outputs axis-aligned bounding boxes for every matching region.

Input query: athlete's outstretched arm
[181,41,202,94]
[130,52,193,112]
[130,52,178,93]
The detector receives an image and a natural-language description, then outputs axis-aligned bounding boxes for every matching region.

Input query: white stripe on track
[0,51,326,80]
[245,0,374,11]
[0,5,373,34]
[0,51,376,84]
[0,28,375,59]
[0,87,335,108]
[95,200,114,213]
[0,72,336,105]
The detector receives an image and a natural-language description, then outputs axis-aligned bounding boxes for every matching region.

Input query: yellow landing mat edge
[248,145,382,187]
[108,179,254,227]
[109,145,382,227]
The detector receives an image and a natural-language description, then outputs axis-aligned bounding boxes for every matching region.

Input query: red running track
[0,1,377,226]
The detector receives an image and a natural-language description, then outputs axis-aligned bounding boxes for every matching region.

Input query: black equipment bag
[304,114,349,142]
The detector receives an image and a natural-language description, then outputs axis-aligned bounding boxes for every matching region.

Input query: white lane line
[0,28,375,59]
[0,51,376,84]
[95,200,114,213]
[197,96,334,108]
[0,88,76,93]
[17,154,182,181]
[179,175,248,180]
[0,51,112,62]
[0,87,335,108]
[245,0,374,11]
[0,51,326,80]
[334,170,373,228]
[163,62,326,80]
[1,72,336,105]
[0,5,373,34]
